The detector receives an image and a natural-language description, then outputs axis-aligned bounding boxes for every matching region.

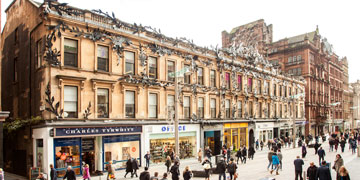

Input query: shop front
[254,122,274,143]
[143,124,200,164]
[33,125,142,178]
[223,123,248,150]
[279,122,293,138]
[201,124,223,155]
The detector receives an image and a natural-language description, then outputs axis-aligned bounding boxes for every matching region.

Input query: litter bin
[215,155,224,164]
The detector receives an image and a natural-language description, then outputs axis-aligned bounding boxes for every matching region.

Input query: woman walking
[165,156,172,173]
[202,157,212,180]
[124,158,133,178]
[198,149,203,163]
[301,144,307,158]
[333,154,344,180]
[227,158,237,180]
[182,166,192,180]
[82,164,91,180]
[338,166,350,180]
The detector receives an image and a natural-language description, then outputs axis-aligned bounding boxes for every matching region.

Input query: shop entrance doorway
[81,138,95,174]
[204,131,221,155]
[249,129,254,147]
[273,128,279,138]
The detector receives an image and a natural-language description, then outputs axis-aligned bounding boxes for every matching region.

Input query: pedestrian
[160,173,168,180]
[334,137,339,152]
[227,158,237,180]
[333,154,344,180]
[294,156,304,180]
[202,157,212,180]
[124,157,133,178]
[165,156,172,173]
[329,138,334,152]
[131,158,139,178]
[267,140,272,150]
[317,147,326,166]
[306,162,318,180]
[227,147,231,163]
[256,139,259,150]
[144,151,151,168]
[82,164,91,180]
[215,158,226,180]
[340,138,346,153]
[150,172,159,180]
[106,161,115,180]
[270,153,280,175]
[338,166,350,180]
[198,148,203,163]
[277,149,283,170]
[63,166,76,180]
[183,166,192,180]
[205,146,212,161]
[260,140,264,150]
[248,146,255,160]
[297,139,303,148]
[50,164,57,180]
[140,167,150,180]
[351,138,357,154]
[301,144,307,158]
[314,141,320,154]
[236,149,242,164]
[221,147,227,159]
[316,161,331,180]
[241,145,247,164]
[267,150,274,171]
[170,161,180,180]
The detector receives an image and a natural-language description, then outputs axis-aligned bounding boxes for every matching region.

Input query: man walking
[131,158,139,178]
[267,150,274,171]
[314,141,320,154]
[340,138,346,153]
[248,146,255,160]
[170,161,180,180]
[205,146,212,161]
[306,162,318,180]
[241,145,247,164]
[317,147,326,166]
[216,158,226,180]
[236,149,242,164]
[144,151,151,168]
[294,156,304,180]
[50,164,57,180]
[316,161,332,180]
[63,166,76,180]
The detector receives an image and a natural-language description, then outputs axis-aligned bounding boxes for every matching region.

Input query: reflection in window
[97,88,109,118]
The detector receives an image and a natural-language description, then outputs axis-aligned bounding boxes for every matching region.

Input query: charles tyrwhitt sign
[55,126,142,137]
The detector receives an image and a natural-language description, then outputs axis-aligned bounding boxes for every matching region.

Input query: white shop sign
[256,122,274,129]
[146,124,200,134]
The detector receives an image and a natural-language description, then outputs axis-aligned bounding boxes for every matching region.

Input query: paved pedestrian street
[3,138,360,180]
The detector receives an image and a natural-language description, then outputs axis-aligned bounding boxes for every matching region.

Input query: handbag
[203,163,211,169]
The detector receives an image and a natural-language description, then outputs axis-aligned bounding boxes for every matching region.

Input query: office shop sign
[55,126,142,137]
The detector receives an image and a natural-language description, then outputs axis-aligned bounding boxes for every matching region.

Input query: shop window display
[149,136,195,163]
[54,138,81,177]
[103,135,140,170]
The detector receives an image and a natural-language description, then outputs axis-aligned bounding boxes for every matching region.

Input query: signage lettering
[161,125,186,132]
[55,126,142,137]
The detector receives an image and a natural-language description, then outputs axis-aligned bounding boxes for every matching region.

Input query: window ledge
[94,70,111,75]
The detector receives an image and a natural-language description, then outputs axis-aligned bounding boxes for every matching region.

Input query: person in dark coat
[144,151,151,168]
[301,144,307,158]
[339,166,350,180]
[205,146,212,161]
[165,156,172,173]
[236,149,242,164]
[241,146,247,164]
[314,141,320,154]
[294,156,304,180]
[170,161,180,180]
[248,146,255,160]
[63,166,76,180]
[334,137,339,152]
[340,138,346,153]
[131,158,139,178]
[317,147,326,166]
[139,167,150,180]
[227,158,237,180]
[124,158,133,178]
[216,158,226,180]
[306,162,318,180]
[182,166,192,180]
[50,164,57,180]
[316,161,332,180]
[226,147,231,163]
